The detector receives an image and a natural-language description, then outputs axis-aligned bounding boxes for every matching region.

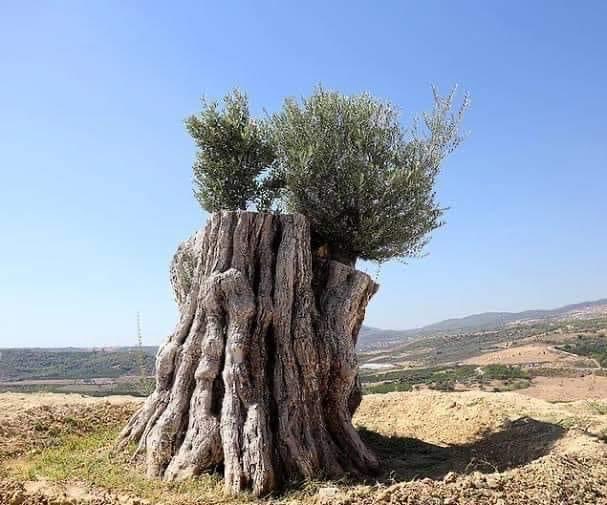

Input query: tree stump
[118,211,379,496]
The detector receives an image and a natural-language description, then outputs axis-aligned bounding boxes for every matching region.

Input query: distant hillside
[0,348,156,381]
[419,298,607,334]
[2,299,604,375]
[357,326,417,351]
[357,298,607,350]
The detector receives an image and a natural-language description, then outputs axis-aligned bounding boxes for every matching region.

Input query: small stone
[443,471,457,483]
[318,486,339,500]
[470,472,486,488]
[9,492,25,505]
[485,474,502,489]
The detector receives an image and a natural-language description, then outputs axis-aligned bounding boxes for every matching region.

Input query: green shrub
[482,364,529,380]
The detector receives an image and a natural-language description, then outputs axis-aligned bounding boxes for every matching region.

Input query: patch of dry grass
[7,427,249,504]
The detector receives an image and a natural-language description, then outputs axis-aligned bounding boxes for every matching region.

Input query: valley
[2,299,606,403]
[359,315,607,401]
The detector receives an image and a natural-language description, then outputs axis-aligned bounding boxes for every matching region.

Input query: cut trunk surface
[118,211,379,496]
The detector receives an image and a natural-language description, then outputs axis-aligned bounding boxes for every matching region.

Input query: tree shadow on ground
[358,416,566,484]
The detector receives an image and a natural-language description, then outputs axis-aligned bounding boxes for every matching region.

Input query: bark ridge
[118,211,379,495]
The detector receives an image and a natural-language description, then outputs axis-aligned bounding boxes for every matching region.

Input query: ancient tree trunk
[118,211,379,496]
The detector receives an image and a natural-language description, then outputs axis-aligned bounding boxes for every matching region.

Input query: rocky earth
[1,391,607,504]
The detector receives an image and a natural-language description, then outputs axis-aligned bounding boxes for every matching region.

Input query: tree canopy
[186,86,468,265]
[186,90,275,211]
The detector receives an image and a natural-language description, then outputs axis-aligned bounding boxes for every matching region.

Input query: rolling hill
[1,298,604,379]
[357,298,607,350]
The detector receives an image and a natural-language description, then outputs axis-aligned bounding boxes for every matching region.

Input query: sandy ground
[2,391,607,504]
[2,390,606,455]
[520,374,607,402]
[0,391,138,421]
[462,343,588,367]
[355,390,607,445]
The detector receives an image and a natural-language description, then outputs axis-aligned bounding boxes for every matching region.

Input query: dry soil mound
[1,391,606,504]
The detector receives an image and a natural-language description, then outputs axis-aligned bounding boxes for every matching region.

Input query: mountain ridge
[358,297,607,350]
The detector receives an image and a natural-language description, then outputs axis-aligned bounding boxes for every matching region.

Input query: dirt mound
[332,457,606,505]
[0,393,137,420]
[0,394,141,505]
[341,391,607,504]
[0,479,148,505]
[356,390,607,443]
[1,391,606,504]
[521,374,607,401]
[0,393,139,461]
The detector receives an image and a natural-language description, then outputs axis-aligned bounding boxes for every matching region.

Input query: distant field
[0,347,156,381]
[0,347,156,396]
[461,343,586,367]
[556,335,607,367]
[359,317,607,401]
[2,317,606,401]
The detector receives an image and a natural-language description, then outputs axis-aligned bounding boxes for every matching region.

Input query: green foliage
[557,336,607,367]
[186,89,276,212]
[527,367,579,378]
[363,365,477,393]
[585,400,607,416]
[0,348,155,381]
[186,86,468,264]
[491,379,530,392]
[482,364,529,380]
[272,86,468,264]
[365,382,413,394]
[8,420,347,504]
[432,379,456,392]
[362,364,530,395]
[0,379,156,397]
[9,429,233,504]
[363,365,477,384]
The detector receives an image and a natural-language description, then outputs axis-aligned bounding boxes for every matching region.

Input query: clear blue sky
[1,1,606,348]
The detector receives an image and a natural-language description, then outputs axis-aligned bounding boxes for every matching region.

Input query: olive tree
[120,86,468,496]
[185,89,275,211]
[272,86,468,265]
[186,86,467,265]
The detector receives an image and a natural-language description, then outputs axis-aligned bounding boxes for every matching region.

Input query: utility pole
[136,312,149,395]
[137,312,143,348]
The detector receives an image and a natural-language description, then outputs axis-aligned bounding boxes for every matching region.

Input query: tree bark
[117,211,379,496]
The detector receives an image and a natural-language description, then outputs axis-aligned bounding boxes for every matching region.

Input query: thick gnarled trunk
[118,211,378,496]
